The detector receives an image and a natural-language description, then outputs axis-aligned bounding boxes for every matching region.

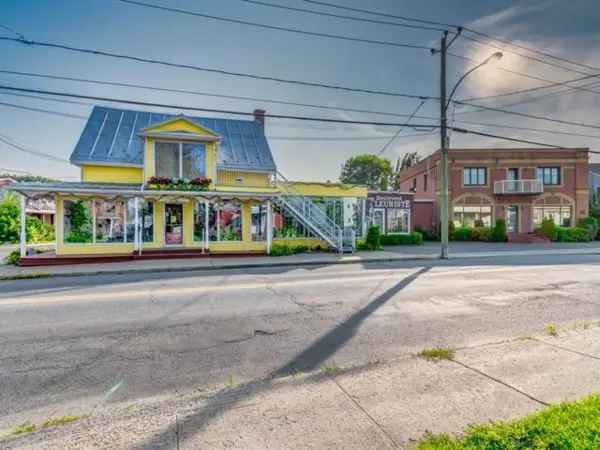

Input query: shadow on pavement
[132,266,430,450]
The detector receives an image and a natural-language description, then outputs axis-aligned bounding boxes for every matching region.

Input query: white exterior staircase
[275,172,350,253]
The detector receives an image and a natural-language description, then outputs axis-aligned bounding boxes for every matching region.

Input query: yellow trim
[218,170,271,187]
[144,117,219,136]
[215,185,279,194]
[283,181,367,198]
[81,165,144,184]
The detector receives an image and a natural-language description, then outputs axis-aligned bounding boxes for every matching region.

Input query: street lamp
[438,36,502,259]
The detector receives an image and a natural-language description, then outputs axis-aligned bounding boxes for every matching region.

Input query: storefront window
[251,204,268,241]
[272,203,313,239]
[387,209,410,233]
[453,205,492,227]
[63,200,93,243]
[193,201,206,242]
[533,206,571,228]
[126,200,154,243]
[217,202,242,241]
[95,200,125,243]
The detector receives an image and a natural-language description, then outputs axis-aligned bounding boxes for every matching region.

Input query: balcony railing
[494,179,544,195]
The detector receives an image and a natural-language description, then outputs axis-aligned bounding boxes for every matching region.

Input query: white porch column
[204,198,210,252]
[134,197,140,254]
[266,199,273,255]
[19,194,27,257]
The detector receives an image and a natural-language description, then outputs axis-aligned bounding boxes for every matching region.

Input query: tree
[339,154,392,190]
[397,151,421,172]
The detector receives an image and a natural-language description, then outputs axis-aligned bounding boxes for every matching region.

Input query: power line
[0,133,71,164]
[235,0,446,32]
[269,132,437,141]
[0,23,26,40]
[453,98,600,131]
[118,0,432,51]
[0,37,432,100]
[0,68,434,118]
[0,84,439,128]
[5,81,600,141]
[377,100,427,155]
[451,127,560,148]
[301,0,599,76]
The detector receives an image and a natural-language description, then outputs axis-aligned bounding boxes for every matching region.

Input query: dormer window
[155,141,206,179]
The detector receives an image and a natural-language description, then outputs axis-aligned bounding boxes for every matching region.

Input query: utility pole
[439,31,449,259]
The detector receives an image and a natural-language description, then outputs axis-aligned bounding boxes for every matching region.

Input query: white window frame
[155,141,206,179]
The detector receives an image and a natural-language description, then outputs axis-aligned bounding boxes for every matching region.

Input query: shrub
[578,216,599,240]
[0,193,20,243]
[380,232,423,246]
[538,218,559,241]
[270,243,312,256]
[26,217,55,243]
[365,225,382,250]
[451,227,473,241]
[5,249,20,265]
[471,227,491,242]
[490,218,508,242]
[414,225,437,241]
[557,227,592,242]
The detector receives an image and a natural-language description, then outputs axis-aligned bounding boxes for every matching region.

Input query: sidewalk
[6,326,600,449]
[2,241,600,280]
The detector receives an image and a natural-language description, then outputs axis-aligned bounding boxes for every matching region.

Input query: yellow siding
[82,165,144,183]
[143,118,218,186]
[283,181,367,198]
[217,170,271,187]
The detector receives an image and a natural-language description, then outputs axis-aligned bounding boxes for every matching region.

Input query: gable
[143,117,219,137]
[70,106,277,172]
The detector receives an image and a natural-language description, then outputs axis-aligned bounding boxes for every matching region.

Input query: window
[126,200,154,243]
[155,141,206,179]
[273,203,313,239]
[94,200,125,243]
[463,168,487,186]
[387,209,410,234]
[217,201,242,241]
[64,200,93,243]
[533,206,571,228]
[193,201,207,242]
[453,205,492,227]
[412,178,417,191]
[251,204,268,241]
[507,168,519,180]
[537,167,560,185]
[424,174,428,191]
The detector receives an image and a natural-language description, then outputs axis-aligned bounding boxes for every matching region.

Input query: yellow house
[11,107,367,264]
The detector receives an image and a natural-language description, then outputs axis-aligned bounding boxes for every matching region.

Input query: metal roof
[70,106,277,172]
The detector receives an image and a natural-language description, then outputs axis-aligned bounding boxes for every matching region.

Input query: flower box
[146,176,211,191]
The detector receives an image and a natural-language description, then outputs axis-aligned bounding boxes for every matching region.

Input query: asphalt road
[2,253,600,431]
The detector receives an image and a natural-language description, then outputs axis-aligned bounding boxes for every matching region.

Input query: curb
[1,249,599,281]
[0,254,439,281]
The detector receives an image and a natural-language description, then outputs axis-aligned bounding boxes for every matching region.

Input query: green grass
[41,415,81,429]
[546,323,558,336]
[320,362,340,374]
[417,393,600,450]
[418,348,455,361]
[0,273,50,281]
[7,422,36,436]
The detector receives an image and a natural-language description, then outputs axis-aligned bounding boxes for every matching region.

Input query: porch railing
[494,179,544,195]
[275,171,345,252]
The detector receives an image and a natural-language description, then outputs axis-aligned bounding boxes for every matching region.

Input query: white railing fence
[494,179,544,195]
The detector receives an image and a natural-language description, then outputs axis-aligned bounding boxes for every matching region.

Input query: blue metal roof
[70,106,277,172]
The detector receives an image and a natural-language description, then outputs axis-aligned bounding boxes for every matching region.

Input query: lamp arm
[445,61,487,110]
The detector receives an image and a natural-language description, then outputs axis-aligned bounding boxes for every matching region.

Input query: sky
[1,0,600,182]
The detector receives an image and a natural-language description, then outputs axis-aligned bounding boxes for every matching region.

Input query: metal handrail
[494,179,544,194]
[276,171,344,250]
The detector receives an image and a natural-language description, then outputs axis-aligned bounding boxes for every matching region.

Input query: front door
[372,208,386,233]
[165,203,184,245]
[506,206,519,233]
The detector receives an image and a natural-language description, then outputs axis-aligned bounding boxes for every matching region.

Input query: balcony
[494,179,544,195]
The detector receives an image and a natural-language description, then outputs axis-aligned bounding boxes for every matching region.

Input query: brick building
[397,148,589,238]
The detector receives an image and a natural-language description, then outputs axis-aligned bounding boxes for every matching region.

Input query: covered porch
[10,182,280,265]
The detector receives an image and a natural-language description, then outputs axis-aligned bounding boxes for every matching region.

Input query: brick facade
[397,148,589,235]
